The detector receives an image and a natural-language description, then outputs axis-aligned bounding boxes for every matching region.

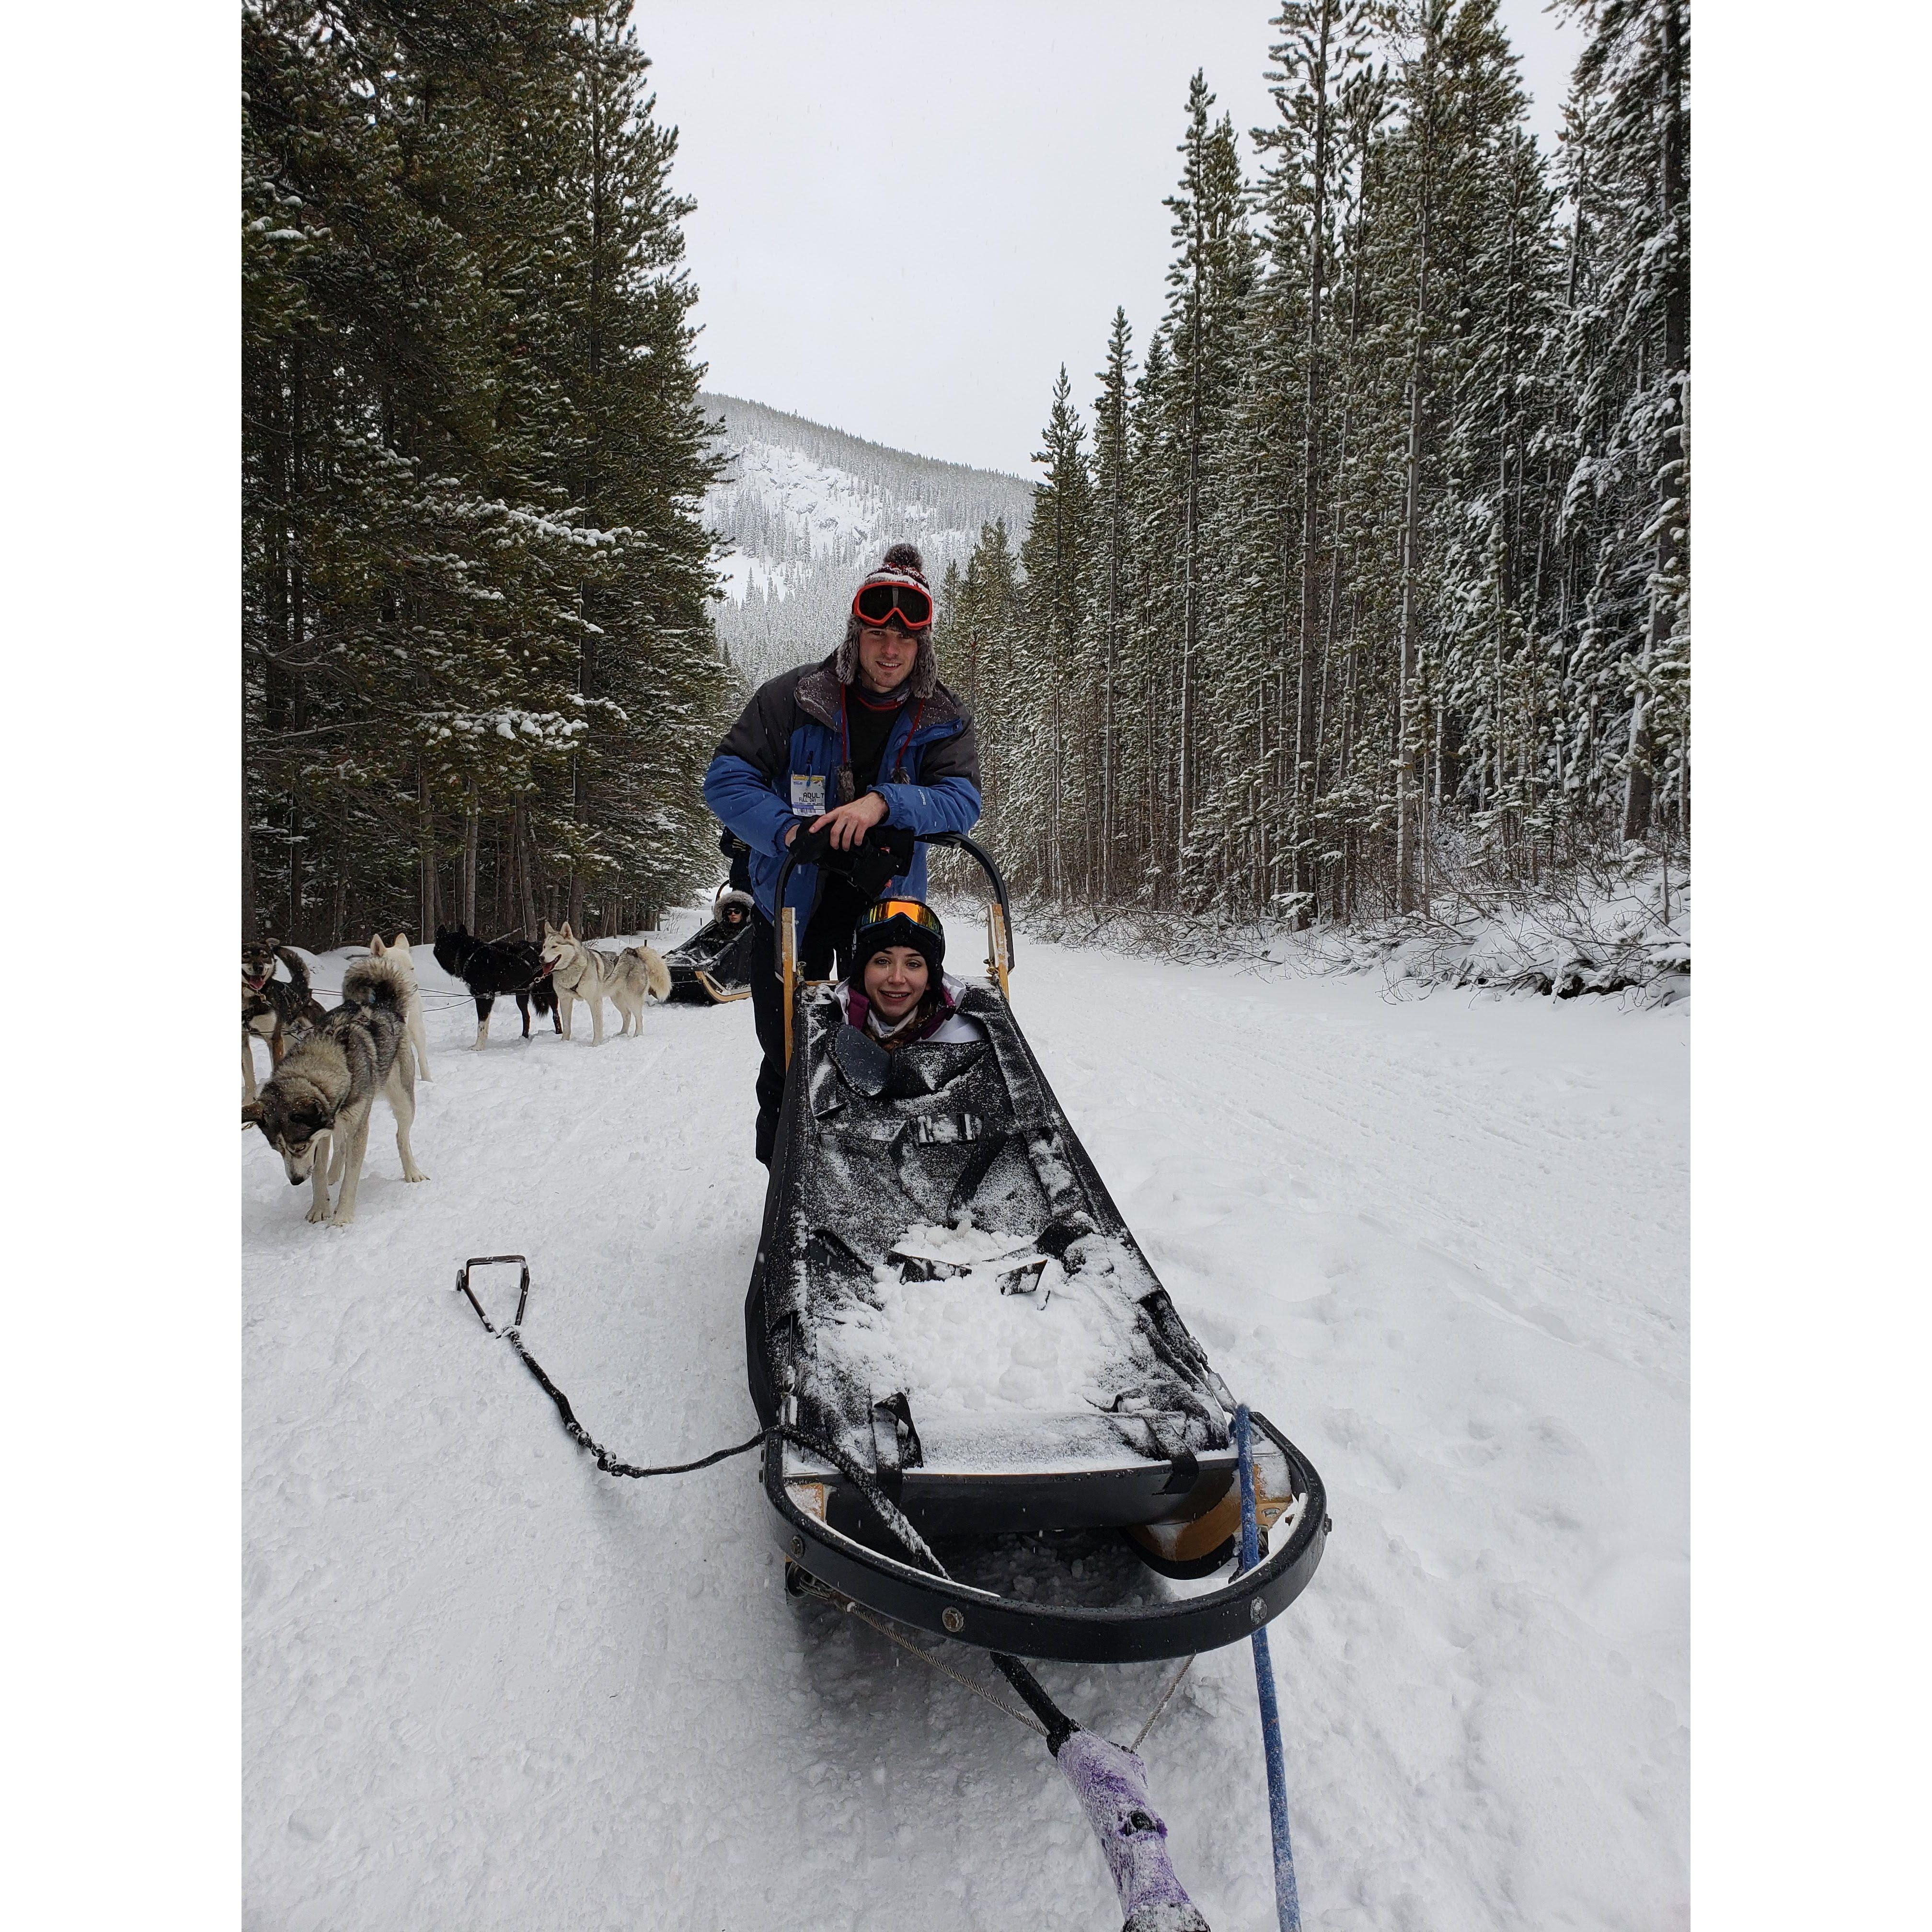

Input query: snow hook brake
[457,1254,530,1335]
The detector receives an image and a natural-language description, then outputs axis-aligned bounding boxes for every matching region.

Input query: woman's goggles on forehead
[862,898,943,936]
[852,580,933,631]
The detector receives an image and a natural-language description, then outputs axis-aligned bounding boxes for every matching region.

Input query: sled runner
[748,832,1327,1664]
[664,892,757,1004]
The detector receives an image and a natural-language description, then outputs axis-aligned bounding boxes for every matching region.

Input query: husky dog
[432,922,561,1049]
[243,938,328,1101]
[242,954,427,1227]
[540,921,671,1043]
[368,932,431,1080]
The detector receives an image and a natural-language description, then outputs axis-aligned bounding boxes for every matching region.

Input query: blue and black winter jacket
[702,654,983,921]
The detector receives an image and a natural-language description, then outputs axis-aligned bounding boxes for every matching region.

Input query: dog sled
[748,832,1328,1665]
[664,889,757,1005]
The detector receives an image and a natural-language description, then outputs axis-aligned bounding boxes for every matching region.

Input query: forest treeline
[243,0,732,948]
[944,0,1688,923]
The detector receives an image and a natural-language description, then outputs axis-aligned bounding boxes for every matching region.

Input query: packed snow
[243,920,1687,1929]
[834,1226,1148,1423]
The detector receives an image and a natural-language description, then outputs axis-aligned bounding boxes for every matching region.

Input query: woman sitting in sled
[836,899,982,1050]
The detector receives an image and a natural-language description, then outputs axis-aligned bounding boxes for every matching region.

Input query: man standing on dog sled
[703,542,982,1165]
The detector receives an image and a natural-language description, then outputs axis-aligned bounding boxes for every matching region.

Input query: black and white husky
[432,923,560,1049]
[539,921,672,1043]
[242,955,428,1226]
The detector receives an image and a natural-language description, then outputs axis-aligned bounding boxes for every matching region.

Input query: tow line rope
[456,1256,1280,1930]
[455,1256,1091,1753]
[456,1256,764,1479]
[1237,1403,1303,1932]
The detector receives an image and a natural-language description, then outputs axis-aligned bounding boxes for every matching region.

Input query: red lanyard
[842,687,927,784]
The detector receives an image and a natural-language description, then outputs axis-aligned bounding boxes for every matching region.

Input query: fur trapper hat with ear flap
[838,543,938,698]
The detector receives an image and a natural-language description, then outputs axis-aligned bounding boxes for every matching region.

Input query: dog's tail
[275,944,312,1003]
[628,945,672,1004]
[340,954,410,1013]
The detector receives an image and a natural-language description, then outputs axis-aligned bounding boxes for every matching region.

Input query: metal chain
[799,1573,1195,1757]
[1131,1654,1196,1753]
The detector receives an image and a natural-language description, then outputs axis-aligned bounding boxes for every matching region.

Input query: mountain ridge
[700,391,1033,684]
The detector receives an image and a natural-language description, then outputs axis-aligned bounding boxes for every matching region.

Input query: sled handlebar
[769,829,1015,978]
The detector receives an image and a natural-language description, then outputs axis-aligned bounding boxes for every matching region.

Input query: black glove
[848,823,916,900]
[786,821,834,866]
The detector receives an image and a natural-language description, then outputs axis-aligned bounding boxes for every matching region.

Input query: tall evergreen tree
[1013,368,1096,900]
[968,1,1688,930]
[1089,310,1135,901]
[1161,76,1254,864]
[242,0,730,947]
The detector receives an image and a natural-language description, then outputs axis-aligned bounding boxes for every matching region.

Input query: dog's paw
[306,1203,330,1224]
[328,1210,356,1228]
[402,1167,429,1184]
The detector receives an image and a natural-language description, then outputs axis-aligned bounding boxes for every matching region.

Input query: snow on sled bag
[748,833,1328,1663]
[665,892,757,1004]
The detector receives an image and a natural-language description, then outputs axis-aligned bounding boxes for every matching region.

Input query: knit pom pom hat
[838,542,938,697]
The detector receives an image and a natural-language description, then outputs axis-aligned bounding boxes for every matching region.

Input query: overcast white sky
[636,1,1580,476]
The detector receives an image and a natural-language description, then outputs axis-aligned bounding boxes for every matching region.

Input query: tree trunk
[1395,24,1438,915]
[241,742,257,942]
[461,785,479,930]
[1179,223,1205,858]
[1395,260,1429,912]
[1623,0,1688,847]
[1292,0,1336,926]
[417,762,438,943]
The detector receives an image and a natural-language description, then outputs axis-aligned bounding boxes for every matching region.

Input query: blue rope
[1236,1403,1302,1932]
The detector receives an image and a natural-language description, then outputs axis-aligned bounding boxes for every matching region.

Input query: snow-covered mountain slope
[702,393,1033,685]
[242,928,1687,1930]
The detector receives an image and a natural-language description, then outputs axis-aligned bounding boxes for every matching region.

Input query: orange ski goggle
[860,898,943,937]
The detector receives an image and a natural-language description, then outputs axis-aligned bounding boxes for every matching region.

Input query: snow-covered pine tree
[1161,77,1255,879]
[1012,368,1096,901]
[506,1,733,934]
[968,0,1686,931]
[926,516,1023,908]
[1250,2,1375,920]
[1088,310,1136,902]
[244,0,602,944]
[1557,0,1689,845]
[242,0,730,945]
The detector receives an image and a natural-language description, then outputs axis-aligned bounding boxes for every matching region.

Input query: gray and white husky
[242,954,428,1226]
[539,920,671,1044]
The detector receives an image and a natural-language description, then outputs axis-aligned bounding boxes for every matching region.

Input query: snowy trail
[243,926,1687,1931]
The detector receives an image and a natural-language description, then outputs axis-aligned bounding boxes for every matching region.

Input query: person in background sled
[714,885,753,931]
[702,542,982,1164]
[837,899,982,1049]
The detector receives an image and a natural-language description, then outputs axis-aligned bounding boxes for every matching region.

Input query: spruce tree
[1089,310,1135,901]
[1015,368,1096,900]
[242,0,730,945]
